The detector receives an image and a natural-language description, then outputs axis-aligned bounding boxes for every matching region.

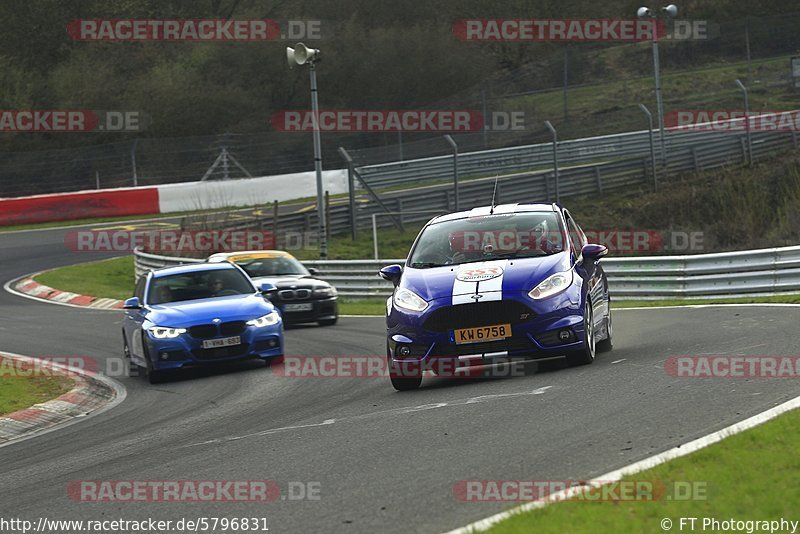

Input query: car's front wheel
[387,343,421,391]
[141,336,166,384]
[596,309,613,353]
[566,299,596,366]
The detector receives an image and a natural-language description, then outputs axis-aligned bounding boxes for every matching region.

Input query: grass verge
[485,408,800,533]
[35,257,135,302]
[0,357,74,416]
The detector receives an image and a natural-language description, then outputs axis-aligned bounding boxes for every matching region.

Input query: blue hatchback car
[380,203,612,391]
[122,262,284,383]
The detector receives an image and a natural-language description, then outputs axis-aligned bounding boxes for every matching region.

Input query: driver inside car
[207,274,226,297]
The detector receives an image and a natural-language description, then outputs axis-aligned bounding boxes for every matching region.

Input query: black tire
[566,299,596,367]
[596,310,613,353]
[265,355,285,367]
[318,316,338,326]
[387,344,421,391]
[142,336,166,384]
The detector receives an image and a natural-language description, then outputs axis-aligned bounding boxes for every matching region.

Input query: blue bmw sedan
[122,262,284,383]
[380,203,612,391]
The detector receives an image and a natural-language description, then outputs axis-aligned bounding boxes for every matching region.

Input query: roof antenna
[489,176,499,215]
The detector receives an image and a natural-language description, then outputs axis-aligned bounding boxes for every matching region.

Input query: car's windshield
[232,255,309,277]
[148,269,255,304]
[407,212,565,268]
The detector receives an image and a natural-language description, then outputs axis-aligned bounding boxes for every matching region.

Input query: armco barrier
[133,245,800,300]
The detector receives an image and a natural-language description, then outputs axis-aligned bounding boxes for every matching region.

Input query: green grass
[486,408,800,533]
[0,360,74,416]
[35,256,135,301]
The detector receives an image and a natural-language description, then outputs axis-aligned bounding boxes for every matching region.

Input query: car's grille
[191,345,249,360]
[188,322,247,339]
[422,301,535,332]
[278,289,312,301]
[189,325,218,339]
[220,321,246,336]
[432,336,535,357]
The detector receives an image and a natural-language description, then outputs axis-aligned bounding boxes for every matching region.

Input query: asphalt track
[1,221,800,533]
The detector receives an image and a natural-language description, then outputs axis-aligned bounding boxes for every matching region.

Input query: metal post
[444,135,459,211]
[372,213,379,260]
[481,87,489,147]
[745,17,752,85]
[736,79,753,166]
[544,121,559,203]
[398,131,403,161]
[639,103,658,190]
[221,147,230,180]
[96,171,100,190]
[131,139,139,187]
[339,147,357,240]
[652,37,667,165]
[563,47,569,121]
[309,62,327,259]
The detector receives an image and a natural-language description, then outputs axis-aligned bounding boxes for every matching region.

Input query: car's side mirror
[581,243,608,263]
[260,282,278,299]
[307,267,320,276]
[379,264,403,287]
[123,297,141,309]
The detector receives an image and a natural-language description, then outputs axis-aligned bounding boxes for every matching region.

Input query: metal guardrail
[179,119,798,241]
[133,248,203,282]
[134,245,800,300]
[356,123,799,189]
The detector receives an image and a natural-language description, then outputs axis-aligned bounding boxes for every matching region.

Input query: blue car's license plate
[202,336,241,349]
[454,324,511,344]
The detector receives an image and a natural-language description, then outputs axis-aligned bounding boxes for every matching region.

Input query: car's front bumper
[386,287,586,366]
[277,297,338,324]
[145,323,284,370]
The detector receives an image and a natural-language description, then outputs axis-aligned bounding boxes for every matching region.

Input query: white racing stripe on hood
[476,260,507,301]
[452,278,478,305]
[451,260,508,305]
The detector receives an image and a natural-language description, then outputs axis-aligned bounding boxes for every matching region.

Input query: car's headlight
[393,288,428,312]
[528,271,573,300]
[148,326,187,339]
[313,286,337,297]
[247,311,281,327]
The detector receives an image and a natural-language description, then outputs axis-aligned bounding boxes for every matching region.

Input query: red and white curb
[6,274,124,310]
[0,352,126,447]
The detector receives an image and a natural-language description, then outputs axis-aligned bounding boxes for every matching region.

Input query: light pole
[287,43,327,259]
[637,4,678,167]
[735,79,753,166]
[639,103,658,190]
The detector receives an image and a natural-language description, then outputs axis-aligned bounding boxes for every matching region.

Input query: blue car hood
[401,252,572,301]
[146,294,275,327]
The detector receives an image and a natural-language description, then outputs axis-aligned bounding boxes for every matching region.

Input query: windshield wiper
[410,262,445,268]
